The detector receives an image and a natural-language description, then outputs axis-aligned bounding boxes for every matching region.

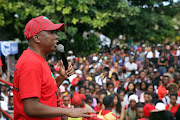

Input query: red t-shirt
[158,85,167,100]
[0,58,3,66]
[13,48,61,120]
[71,78,79,86]
[165,104,180,116]
[94,104,102,113]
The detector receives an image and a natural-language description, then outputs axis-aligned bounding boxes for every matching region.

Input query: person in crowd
[143,92,151,104]
[157,75,169,100]
[152,69,161,87]
[158,51,168,76]
[125,57,137,76]
[93,84,101,100]
[135,71,148,83]
[106,82,114,95]
[112,93,125,120]
[111,72,120,90]
[98,95,117,120]
[94,91,106,113]
[1,84,9,105]
[0,95,8,120]
[125,94,138,120]
[140,83,154,103]
[165,93,179,117]
[135,103,145,120]
[162,82,180,105]
[62,95,71,108]
[8,95,14,118]
[71,70,82,87]
[124,82,136,102]
[117,67,127,79]
[68,95,86,120]
[136,81,148,100]
[79,94,94,112]
[148,72,155,83]
[95,67,109,86]
[85,95,93,109]
[118,90,129,107]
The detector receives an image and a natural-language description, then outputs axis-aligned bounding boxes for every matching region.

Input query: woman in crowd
[112,93,125,120]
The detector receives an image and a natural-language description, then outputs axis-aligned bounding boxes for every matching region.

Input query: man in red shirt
[13,16,94,120]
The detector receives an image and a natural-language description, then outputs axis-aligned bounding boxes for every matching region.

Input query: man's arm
[23,97,94,118]
[55,61,74,87]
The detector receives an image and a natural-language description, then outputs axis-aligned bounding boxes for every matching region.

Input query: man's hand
[69,108,95,118]
[56,60,74,87]
[59,60,74,79]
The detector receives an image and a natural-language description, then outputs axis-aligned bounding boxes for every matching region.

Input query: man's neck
[28,46,47,58]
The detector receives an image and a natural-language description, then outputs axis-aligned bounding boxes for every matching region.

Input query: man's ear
[32,34,40,43]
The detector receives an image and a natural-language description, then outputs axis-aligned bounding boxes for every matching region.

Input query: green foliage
[0,0,179,56]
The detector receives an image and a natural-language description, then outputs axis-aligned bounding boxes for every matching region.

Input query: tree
[0,0,139,56]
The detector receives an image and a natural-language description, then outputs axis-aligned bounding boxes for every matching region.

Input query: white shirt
[162,95,180,105]
[125,62,137,76]
[1,92,8,105]
[95,75,107,86]
[146,50,160,58]
[0,101,8,120]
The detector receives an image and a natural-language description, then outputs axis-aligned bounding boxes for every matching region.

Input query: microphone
[57,44,68,70]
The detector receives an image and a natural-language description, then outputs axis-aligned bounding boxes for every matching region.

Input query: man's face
[130,75,135,82]
[63,96,69,106]
[36,30,59,53]
[108,84,114,93]
[169,89,177,95]
[130,100,137,109]
[150,73,154,79]
[95,85,101,93]
[85,89,91,95]
[137,107,144,118]
[170,96,177,105]
[86,99,93,107]
[140,72,146,79]
[79,88,85,94]
[130,58,133,63]
[80,99,85,107]
[63,84,69,90]
[103,71,108,77]
[163,77,169,85]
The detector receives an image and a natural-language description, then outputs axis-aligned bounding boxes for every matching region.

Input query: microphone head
[57,44,64,52]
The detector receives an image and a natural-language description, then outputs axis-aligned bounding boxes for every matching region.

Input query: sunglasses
[63,99,69,101]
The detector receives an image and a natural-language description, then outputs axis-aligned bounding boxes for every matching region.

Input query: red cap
[79,94,86,100]
[72,95,81,105]
[73,92,79,96]
[143,103,156,118]
[24,16,65,40]
[75,57,79,61]
[138,47,142,51]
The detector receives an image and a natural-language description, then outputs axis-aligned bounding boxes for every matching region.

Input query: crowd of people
[1,42,180,120]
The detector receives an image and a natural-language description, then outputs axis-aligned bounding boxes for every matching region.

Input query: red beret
[143,103,156,118]
[72,95,81,106]
[79,94,86,100]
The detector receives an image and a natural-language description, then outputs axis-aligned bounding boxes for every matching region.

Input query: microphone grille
[57,44,64,52]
